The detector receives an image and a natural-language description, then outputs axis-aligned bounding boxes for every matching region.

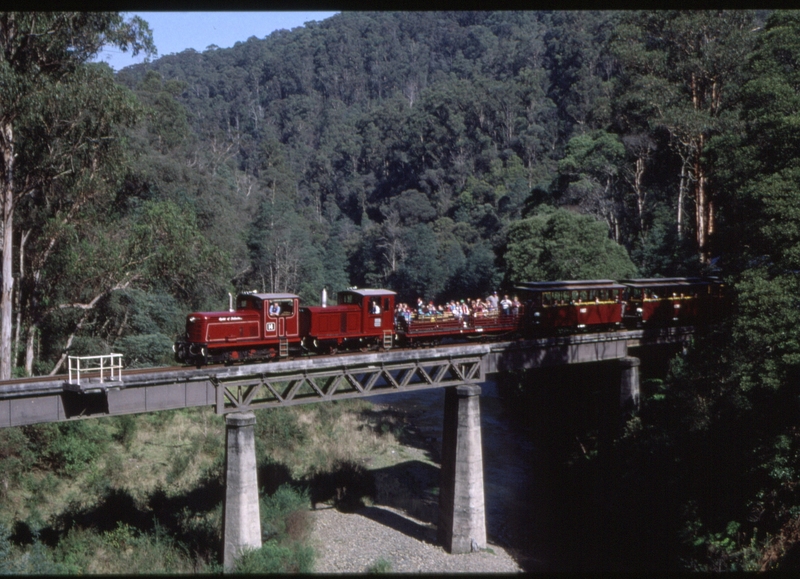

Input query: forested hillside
[1,10,775,373]
[7,9,800,572]
[113,10,712,313]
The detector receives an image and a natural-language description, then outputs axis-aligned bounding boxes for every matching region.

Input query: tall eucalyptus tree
[0,13,154,378]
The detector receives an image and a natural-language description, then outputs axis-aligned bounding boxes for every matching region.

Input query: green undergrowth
[0,398,426,573]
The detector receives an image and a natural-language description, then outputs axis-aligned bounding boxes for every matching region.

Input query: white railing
[68,354,123,386]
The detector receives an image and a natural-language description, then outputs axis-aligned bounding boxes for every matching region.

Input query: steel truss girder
[212,356,484,414]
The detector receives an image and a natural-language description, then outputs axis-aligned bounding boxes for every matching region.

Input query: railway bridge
[0,327,692,569]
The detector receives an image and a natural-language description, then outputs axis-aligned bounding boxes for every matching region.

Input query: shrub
[260,485,310,542]
[233,542,314,574]
[367,557,393,573]
[112,414,139,450]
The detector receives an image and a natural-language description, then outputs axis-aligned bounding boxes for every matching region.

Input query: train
[172,277,726,367]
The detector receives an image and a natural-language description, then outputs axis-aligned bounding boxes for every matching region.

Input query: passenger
[487,291,498,312]
[500,295,512,315]
[417,298,425,317]
[512,296,521,316]
[428,301,437,317]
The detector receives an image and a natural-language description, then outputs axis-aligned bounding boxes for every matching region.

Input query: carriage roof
[515,280,626,292]
[618,277,713,288]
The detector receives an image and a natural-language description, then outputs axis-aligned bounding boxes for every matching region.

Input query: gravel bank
[309,504,523,574]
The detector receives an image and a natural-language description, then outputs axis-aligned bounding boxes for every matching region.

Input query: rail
[67,354,124,386]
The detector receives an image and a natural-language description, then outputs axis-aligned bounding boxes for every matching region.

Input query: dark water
[370,380,552,572]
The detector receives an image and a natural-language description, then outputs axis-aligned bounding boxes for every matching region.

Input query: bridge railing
[67,354,124,386]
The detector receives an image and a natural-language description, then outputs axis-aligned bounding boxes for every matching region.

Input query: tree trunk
[677,163,686,240]
[25,323,35,377]
[1,121,15,381]
[13,230,28,370]
[694,134,712,264]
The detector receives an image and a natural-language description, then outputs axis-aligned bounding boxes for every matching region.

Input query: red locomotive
[173,292,301,366]
[173,277,725,367]
[300,289,396,354]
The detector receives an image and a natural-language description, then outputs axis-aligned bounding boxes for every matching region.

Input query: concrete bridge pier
[222,412,262,571]
[619,356,641,420]
[437,384,487,554]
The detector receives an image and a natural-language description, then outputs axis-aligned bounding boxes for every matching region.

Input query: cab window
[338,293,357,305]
[268,299,294,316]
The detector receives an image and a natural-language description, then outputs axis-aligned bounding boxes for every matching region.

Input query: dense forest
[4,9,800,571]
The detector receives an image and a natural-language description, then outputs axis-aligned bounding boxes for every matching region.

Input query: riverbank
[309,504,522,573]
[303,388,545,573]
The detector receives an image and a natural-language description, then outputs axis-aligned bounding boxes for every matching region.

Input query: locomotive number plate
[266,322,276,332]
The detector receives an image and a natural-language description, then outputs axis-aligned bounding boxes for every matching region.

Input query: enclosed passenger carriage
[300,289,396,353]
[173,292,300,366]
[619,277,725,327]
[516,280,625,334]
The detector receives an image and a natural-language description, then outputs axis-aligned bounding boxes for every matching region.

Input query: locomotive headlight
[188,316,198,323]
[636,307,643,314]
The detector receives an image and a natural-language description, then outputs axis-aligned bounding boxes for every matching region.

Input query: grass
[0,397,441,574]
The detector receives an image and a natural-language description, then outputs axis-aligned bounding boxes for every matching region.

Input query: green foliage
[51,522,195,574]
[231,485,314,574]
[255,408,307,451]
[367,557,393,573]
[503,206,638,283]
[18,420,111,478]
[233,541,315,574]
[0,429,36,494]
[260,484,311,541]
[0,523,21,575]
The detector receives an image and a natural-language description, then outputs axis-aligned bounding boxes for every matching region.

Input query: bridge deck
[0,327,692,427]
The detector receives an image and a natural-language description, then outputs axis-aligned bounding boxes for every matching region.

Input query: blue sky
[96,12,340,71]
